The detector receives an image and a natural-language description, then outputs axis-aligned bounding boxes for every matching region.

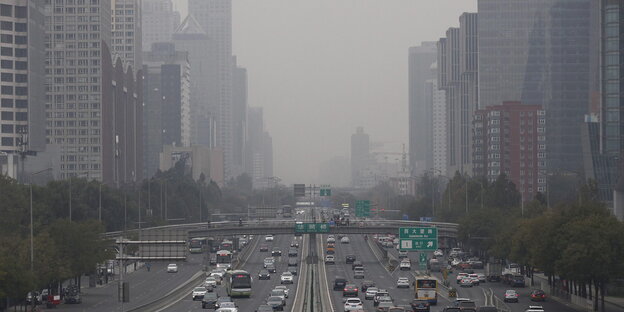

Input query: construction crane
[369,144,409,173]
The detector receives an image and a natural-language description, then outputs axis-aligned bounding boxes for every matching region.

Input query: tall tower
[111,0,142,71]
[141,0,180,50]
[0,0,45,154]
[351,127,370,188]
[478,0,593,173]
[408,42,437,177]
[44,0,112,180]
[188,0,233,179]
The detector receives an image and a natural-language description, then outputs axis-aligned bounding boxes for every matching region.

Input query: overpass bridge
[103,219,460,252]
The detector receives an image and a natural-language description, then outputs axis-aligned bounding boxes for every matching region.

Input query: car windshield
[205,293,217,299]
[194,287,206,291]
[268,296,282,303]
[271,289,284,296]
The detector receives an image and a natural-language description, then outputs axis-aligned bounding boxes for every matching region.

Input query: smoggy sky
[173,0,477,184]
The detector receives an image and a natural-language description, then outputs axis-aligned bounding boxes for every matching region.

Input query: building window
[1,86,13,95]
[1,137,13,146]
[0,4,12,17]
[14,6,25,18]
[1,98,13,107]
[1,34,13,43]
[0,47,12,56]
[14,22,26,32]
[1,124,13,133]
[1,73,13,82]
[15,99,26,108]
[1,111,13,120]
[15,112,26,121]
[0,21,12,30]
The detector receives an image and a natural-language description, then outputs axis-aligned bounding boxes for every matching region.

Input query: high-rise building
[458,13,478,174]
[44,0,142,183]
[188,0,233,179]
[437,27,461,175]
[424,63,447,176]
[351,127,370,188]
[231,56,247,178]
[408,42,437,177]
[473,101,547,201]
[44,0,112,180]
[436,12,478,177]
[586,0,622,218]
[142,42,191,178]
[478,0,593,173]
[246,107,273,188]
[111,0,141,70]
[172,15,218,149]
[141,0,179,50]
[0,0,45,154]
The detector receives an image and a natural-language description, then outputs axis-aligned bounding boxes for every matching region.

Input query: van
[333,277,347,290]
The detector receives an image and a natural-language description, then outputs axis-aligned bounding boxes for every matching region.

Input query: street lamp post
[30,168,52,309]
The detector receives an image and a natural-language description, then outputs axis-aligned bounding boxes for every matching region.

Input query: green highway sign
[399,227,437,239]
[399,227,438,251]
[320,184,331,197]
[294,223,330,233]
[399,239,438,251]
[355,200,371,217]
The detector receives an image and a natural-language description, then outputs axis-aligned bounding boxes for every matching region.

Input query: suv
[325,255,335,264]
[411,299,430,311]
[333,277,347,290]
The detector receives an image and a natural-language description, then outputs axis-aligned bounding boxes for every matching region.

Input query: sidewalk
[533,273,624,312]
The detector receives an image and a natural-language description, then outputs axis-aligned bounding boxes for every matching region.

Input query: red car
[530,289,546,301]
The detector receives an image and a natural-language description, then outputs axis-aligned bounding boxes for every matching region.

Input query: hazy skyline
[173,0,477,184]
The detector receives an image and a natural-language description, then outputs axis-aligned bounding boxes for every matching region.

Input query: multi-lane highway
[56,254,205,311]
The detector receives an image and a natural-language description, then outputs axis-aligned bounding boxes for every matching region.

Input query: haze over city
[175,0,477,184]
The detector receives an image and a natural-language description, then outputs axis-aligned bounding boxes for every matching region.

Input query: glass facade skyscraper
[478,0,593,173]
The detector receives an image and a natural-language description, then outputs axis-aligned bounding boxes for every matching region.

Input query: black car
[201,292,218,309]
[345,254,356,264]
[272,248,282,256]
[333,277,347,290]
[411,299,430,311]
[288,258,298,266]
[361,280,375,292]
[266,296,284,311]
[289,267,298,275]
[260,244,269,252]
[288,248,298,257]
[266,263,276,273]
[258,269,270,280]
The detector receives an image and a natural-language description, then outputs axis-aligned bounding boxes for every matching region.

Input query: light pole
[30,168,52,308]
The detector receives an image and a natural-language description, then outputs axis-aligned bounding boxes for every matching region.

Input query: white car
[477,273,487,283]
[265,234,274,242]
[469,273,480,285]
[434,249,444,257]
[270,288,287,304]
[525,306,545,312]
[327,236,336,243]
[217,302,238,312]
[396,277,410,288]
[399,260,411,270]
[263,257,275,268]
[325,255,335,264]
[343,297,364,311]
[340,236,350,244]
[166,263,178,273]
[204,276,217,288]
[398,250,408,258]
[274,285,289,298]
[365,287,379,300]
[191,286,207,300]
[280,271,294,284]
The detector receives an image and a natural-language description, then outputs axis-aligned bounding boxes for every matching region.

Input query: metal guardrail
[292,234,310,311]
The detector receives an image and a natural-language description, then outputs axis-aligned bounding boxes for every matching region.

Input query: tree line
[397,172,624,311]
[0,158,292,309]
